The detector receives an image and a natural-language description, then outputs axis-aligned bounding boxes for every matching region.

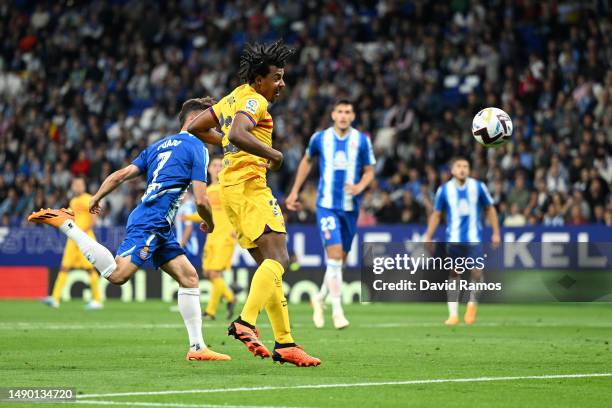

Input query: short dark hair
[333,99,354,109]
[451,156,470,167]
[239,40,295,84]
[178,97,216,127]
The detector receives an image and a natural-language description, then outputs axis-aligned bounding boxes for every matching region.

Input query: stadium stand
[0,1,610,227]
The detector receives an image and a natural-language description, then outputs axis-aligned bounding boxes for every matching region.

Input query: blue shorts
[116,225,185,269]
[316,206,358,253]
[445,243,484,274]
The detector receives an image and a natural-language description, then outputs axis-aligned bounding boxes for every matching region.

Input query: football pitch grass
[0,301,610,407]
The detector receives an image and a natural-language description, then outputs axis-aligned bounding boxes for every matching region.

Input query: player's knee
[179,272,200,288]
[108,271,128,285]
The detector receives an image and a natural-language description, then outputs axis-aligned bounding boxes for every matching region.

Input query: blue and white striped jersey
[307,127,375,212]
[129,131,209,229]
[433,177,494,242]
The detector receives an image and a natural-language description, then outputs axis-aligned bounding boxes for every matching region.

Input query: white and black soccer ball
[472,107,513,147]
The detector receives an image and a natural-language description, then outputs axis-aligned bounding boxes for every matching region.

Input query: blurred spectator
[0,0,610,227]
[504,203,527,227]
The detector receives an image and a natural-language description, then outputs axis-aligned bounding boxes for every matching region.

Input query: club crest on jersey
[245,99,258,115]
[140,246,149,260]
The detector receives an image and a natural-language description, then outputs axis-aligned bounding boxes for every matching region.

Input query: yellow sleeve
[209,97,226,127]
[184,213,203,222]
[236,93,268,126]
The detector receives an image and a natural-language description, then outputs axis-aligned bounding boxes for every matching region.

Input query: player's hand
[200,221,214,234]
[344,183,362,196]
[285,191,302,211]
[269,151,284,171]
[491,232,501,249]
[89,196,102,215]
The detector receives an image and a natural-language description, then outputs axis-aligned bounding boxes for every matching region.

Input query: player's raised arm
[187,108,223,147]
[192,180,214,233]
[89,164,141,214]
[228,112,283,170]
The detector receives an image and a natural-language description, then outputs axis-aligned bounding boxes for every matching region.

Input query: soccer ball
[472,107,513,147]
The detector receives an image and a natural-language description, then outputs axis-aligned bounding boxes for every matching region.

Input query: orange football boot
[445,315,460,326]
[28,208,75,228]
[186,348,231,361]
[464,303,478,325]
[228,320,271,358]
[272,344,321,367]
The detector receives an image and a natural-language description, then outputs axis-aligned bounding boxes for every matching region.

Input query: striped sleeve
[360,133,376,165]
[478,181,494,207]
[433,185,447,212]
[307,132,320,157]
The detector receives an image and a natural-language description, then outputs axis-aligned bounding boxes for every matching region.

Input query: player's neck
[333,126,350,138]
[453,178,467,187]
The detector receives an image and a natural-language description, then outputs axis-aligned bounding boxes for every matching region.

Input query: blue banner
[0,225,610,269]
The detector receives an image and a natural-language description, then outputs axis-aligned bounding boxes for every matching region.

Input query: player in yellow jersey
[42,177,103,310]
[189,40,320,366]
[182,157,238,321]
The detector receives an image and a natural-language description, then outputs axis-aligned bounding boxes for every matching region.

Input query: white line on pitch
[3,322,611,331]
[77,373,612,399]
[62,400,299,408]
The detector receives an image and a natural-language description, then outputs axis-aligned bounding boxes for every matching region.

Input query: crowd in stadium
[0,1,610,228]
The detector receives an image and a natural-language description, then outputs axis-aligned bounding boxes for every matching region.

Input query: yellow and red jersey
[209,84,273,186]
[69,193,95,232]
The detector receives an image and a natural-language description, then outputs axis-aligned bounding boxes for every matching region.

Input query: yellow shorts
[61,231,95,270]
[221,177,286,249]
[202,239,236,271]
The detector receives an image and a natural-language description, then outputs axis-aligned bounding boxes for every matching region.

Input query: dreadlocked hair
[239,40,295,84]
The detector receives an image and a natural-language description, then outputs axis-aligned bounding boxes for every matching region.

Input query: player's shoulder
[237,85,268,112]
[468,177,486,189]
[311,129,326,141]
[353,128,371,143]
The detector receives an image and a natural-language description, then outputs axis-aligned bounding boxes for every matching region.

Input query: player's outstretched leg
[445,273,460,326]
[28,208,117,278]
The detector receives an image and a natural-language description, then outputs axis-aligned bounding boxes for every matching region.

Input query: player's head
[331,100,355,132]
[450,157,470,182]
[179,97,216,129]
[208,156,223,183]
[239,40,295,102]
[71,176,86,195]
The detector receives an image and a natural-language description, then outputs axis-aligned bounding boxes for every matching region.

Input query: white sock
[178,287,205,351]
[447,275,460,317]
[60,220,116,278]
[447,301,459,317]
[325,259,344,316]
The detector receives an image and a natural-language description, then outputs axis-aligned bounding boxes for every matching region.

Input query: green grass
[0,301,611,407]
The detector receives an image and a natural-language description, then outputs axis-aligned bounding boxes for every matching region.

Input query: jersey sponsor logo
[218,113,232,129]
[457,199,470,216]
[333,151,348,170]
[245,99,259,115]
